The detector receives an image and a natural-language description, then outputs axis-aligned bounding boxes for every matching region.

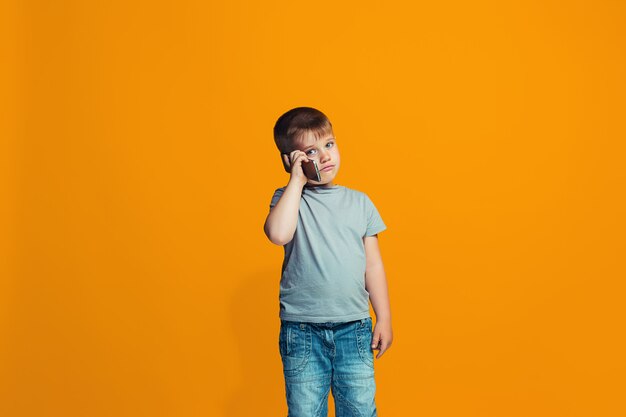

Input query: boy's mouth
[321,165,335,172]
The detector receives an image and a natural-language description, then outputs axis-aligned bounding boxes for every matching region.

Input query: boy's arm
[264,150,311,245]
[264,180,305,245]
[364,234,393,359]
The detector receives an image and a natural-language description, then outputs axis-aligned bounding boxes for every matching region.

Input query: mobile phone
[302,159,322,182]
[282,154,321,182]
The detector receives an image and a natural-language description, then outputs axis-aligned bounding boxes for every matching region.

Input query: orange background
[2,1,626,416]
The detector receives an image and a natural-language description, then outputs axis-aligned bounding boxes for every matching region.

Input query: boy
[264,107,392,416]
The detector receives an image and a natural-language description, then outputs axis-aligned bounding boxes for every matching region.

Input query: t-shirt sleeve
[364,194,387,237]
[269,187,285,210]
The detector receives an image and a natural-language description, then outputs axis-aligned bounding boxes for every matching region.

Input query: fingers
[375,340,391,359]
[287,150,310,185]
[371,330,392,359]
[289,150,309,169]
[371,331,381,350]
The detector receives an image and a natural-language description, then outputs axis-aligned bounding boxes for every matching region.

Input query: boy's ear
[281,153,291,173]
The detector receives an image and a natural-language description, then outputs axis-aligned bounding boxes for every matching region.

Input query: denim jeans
[278,317,377,417]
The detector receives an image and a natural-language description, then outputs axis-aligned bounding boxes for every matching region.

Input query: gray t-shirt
[269,184,387,322]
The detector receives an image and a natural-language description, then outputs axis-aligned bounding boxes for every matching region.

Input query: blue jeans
[278,317,377,417]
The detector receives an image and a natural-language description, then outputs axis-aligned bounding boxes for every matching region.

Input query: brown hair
[273,107,334,154]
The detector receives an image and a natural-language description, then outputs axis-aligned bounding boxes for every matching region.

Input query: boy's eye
[325,141,334,148]
[306,149,317,155]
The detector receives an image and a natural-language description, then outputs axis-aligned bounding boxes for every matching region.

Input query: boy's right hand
[283,150,310,188]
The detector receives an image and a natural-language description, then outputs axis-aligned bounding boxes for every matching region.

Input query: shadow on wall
[224,269,286,416]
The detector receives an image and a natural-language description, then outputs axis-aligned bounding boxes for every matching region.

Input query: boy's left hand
[371,319,393,359]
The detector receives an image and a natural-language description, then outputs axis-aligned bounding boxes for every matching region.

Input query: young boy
[264,107,392,416]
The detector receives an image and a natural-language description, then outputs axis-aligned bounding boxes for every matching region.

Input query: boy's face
[293,130,341,187]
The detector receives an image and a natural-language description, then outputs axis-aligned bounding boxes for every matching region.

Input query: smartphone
[283,154,321,182]
[302,160,322,182]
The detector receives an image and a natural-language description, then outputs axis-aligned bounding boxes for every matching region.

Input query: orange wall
[3,1,625,416]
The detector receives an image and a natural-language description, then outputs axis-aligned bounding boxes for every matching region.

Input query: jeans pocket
[356,318,375,369]
[279,321,312,377]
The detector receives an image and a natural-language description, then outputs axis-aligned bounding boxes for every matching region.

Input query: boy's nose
[319,150,331,163]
